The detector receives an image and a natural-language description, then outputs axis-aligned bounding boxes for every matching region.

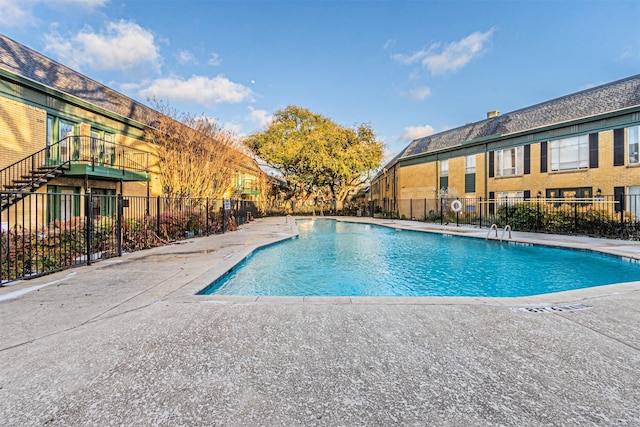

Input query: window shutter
[489,191,495,215]
[540,141,548,173]
[488,151,494,178]
[589,133,599,168]
[439,176,448,190]
[614,128,625,166]
[524,144,531,175]
[614,186,625,212]
[465,173,476,193]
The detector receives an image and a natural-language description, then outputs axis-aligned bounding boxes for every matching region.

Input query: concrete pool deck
[1,216,639,425]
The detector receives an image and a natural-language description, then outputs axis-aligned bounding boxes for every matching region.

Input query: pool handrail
[486,224,499,240]
[501,225,512,242]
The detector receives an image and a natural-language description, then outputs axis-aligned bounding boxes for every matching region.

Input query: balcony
[54,135,150,181]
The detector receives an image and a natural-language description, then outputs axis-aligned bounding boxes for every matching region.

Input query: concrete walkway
[1,217,639,426]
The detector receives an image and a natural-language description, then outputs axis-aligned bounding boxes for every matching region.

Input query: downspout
[484,143,489,201]
[484,143,489,223]
[435,153,439,197]
[393,165,397,213]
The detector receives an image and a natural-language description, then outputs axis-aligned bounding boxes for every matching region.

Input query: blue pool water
[199,219,640,297]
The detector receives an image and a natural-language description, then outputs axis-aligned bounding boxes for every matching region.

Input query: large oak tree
[246,105,384,209]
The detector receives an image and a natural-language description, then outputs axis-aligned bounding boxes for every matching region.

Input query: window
[628,126,639,165]
[46,116,77,163]
[440,160,449,177]
[627,186,640,218]
[496,147,523,177]
[550,135,589,171]
[439,160,448,190]
[491,190,524,212]
[90,129,100,161]
[495,190,524,202]
[46,186,81,223]
[104,132,116,165]
[465,155,476,174]
[91,189,116,218]
[545,187,592,207]
[465,155,476,193]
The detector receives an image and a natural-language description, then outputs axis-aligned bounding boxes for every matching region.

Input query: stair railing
[0,138,72,193]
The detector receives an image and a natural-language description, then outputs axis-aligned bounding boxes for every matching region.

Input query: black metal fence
[370,194,640,240]
[264,199,366,217]
[1,191,259,284]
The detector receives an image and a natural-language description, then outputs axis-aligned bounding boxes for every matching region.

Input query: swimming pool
[199,219,640,297]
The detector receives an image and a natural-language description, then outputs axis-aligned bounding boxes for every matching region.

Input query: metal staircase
[1,139,70,211]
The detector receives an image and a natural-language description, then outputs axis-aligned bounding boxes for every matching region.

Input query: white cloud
[393,28,495,75]
[44,20,161,78]
[0,0,31,27]
[400,124,436,142]
[383,39,395,51]
[0,0,107,28]
[401,86,432,101]
[0,0,109,27]
[222,121,242,135]
[139,75,255,106]
[48,0,108,9]
[247,107,273,128]
[207,53,222,66]
[177,50,198,65]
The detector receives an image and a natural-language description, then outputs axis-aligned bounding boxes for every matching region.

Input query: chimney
[487,110,500,119]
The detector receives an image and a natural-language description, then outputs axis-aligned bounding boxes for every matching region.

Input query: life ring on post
[450,200,462,213]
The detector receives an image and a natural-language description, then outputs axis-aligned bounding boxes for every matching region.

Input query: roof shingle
[0,33,151,125]
[399,74,640,159]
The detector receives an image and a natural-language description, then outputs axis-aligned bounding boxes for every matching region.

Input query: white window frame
[628,186,640,218]
[440,159,449,177]
[494,190,524,206]
[496,147,523,177]
[550,135,589,171]
[465,155,476,174]
[628,126,640,165]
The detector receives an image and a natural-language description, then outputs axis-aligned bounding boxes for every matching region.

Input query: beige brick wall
[379,127,640,219]
[0,96,47,167]
[398,162,437,199]
[489,132,640,197]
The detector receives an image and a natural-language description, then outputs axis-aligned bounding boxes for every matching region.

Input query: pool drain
[511,303,592,313]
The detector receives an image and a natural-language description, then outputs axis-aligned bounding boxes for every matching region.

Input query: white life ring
[450,200,462,212]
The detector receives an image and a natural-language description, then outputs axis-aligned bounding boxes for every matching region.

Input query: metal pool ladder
[486,224,499,240]
[486,224,512,241]
[500,225,512,242]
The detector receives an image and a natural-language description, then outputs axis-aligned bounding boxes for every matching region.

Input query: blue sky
[1,0,639,161]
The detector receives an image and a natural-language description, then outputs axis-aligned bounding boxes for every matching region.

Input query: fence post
[618,193,625,238]
[117,194,123,257]
[479,197,483,228]
[0,198,3,283]
[574,201,578,235]
[223,204,226,234]
[440,198,443,225]
[423,199,426,221]
[156,196,161,238]
[205,198,210,236]
[506,197,510,226]
[85,191,93,266]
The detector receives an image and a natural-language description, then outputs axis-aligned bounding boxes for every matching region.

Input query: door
[59,120,76,162]
[91,129,100,165]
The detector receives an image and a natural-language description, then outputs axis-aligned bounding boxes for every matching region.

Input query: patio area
[1,217,639,425]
